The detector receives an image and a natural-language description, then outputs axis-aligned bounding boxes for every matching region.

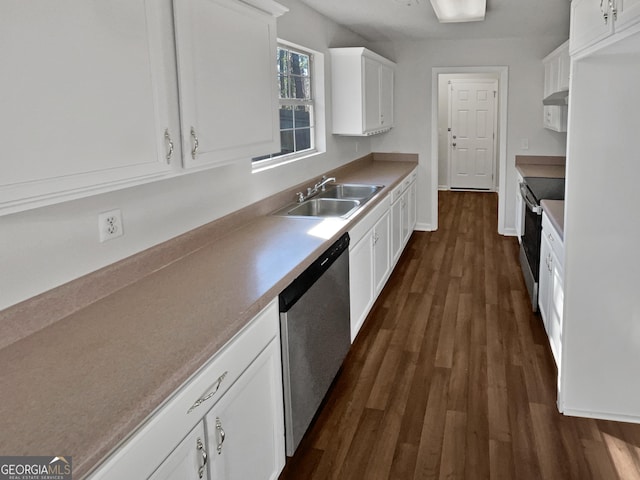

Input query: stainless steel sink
[274,182,384,219]
[318,184,384,201]
[285,198,360,218]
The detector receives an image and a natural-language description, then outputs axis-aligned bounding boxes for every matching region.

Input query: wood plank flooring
[279,191,640,480]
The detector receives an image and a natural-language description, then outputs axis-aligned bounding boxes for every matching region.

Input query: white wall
[372,36,569,232]
[0,0,371,310]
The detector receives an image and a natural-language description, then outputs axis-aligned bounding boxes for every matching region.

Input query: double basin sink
[275,184,384,219]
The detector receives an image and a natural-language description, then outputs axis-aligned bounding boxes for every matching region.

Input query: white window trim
[252,40,325,172]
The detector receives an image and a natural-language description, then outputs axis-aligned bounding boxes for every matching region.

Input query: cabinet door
[544,56,560,97]
[173,0,279,169]
[401,189,411,246]
[548,254,564,368]
[149,423,208,480]
[407,180,417,233]
[614,0,640,32]
[543,58,553,98]
[0,0,179,214]
[570,0,614,55]
[363,56,382,132]
[538,232,552,331]
[205,339,285,480]
[379,64,394,129]
[557,43,571,91]
[373,210,391,295]
[390,198,403,264]
[349,235,374,341]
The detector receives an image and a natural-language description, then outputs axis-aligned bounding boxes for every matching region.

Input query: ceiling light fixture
[429,0,487,23]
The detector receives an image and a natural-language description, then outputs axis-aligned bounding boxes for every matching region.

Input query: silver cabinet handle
[609,0,617,20]
[164,129,173,164]
[196,437,208,479]
[601,0,609,23]
[187,371,228,414]
[190,126,199,160]
[215,417,226,455]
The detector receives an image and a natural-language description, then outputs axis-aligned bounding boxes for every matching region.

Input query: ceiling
[297,0,570,42]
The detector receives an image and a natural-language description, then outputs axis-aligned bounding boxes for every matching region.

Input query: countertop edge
[541,199,565,240]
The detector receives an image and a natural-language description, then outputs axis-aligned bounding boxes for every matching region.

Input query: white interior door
[449,80,497,190]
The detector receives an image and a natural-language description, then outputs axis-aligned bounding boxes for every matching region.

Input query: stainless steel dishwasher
[279,232,351,456]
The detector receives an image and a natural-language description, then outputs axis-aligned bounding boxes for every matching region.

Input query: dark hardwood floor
[279,190,640,480]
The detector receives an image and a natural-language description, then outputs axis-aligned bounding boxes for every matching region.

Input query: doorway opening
[430,67,509,234]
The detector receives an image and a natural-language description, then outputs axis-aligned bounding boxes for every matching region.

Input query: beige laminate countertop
[0,157,417,478]
[541,199,565,240]
[515,155,566,179]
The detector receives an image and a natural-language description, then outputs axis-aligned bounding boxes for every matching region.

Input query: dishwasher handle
[279,232,350,312]
[519,182,542,215]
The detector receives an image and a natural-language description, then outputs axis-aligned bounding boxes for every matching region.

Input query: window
[253,43,318,166]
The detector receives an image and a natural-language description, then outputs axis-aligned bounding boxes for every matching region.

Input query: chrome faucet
[295,176,336,202]
[315,176,336,192]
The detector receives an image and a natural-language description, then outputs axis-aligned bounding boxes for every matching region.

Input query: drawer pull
[187,371,228,414]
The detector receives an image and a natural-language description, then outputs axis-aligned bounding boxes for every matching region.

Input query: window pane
[295,128,311,151]
[293,105,311,128]
[280,106,293,129]
[280,130,294,155]
[277,48,288,74]
[290,51,310,77]
[278,75,289,99]
[290,77,311,100]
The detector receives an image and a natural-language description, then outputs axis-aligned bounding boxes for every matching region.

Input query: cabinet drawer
[89,299,279,480]
[542,213,564,265]
[390,168,417,203]
[349,195,391,246]
[391,183,404,203]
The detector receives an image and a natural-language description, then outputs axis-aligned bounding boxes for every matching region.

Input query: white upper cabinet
[570,0,640,56]
[330,48,396,136]
[0,0,181,215]
[542,41,569,132]
[0,0,287,215]
[173,0,286,169]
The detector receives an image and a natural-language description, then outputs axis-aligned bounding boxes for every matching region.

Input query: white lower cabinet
[538,212,564,387]
[372,211,391,294]
[349,199,390,341]
[349,168,417,341]
[89,299,284,480]
[391,169,417,263]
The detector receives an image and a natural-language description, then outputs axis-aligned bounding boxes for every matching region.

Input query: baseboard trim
[415,222,434,232]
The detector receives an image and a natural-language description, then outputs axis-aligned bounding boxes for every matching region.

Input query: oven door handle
[519,182,542,215]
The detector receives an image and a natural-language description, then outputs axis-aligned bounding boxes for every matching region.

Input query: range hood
[543,90,569,106]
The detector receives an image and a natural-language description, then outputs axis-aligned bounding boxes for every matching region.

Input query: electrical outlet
[98,209,123,242]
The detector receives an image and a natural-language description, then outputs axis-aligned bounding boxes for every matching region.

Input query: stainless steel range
[518,176,565,310]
